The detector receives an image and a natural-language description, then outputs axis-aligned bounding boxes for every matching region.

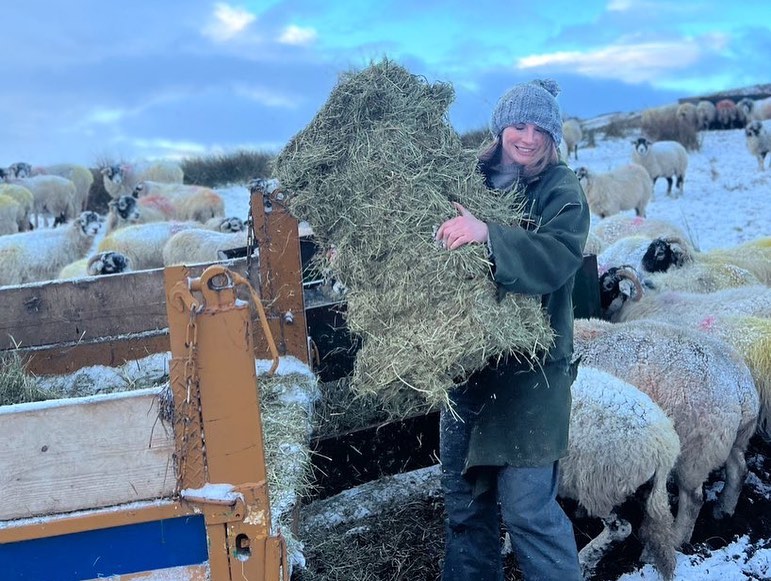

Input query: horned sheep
[744,119,771,171]
[573,317,759,550]
[0,211,101,286]
[575,164,652,218]
[100,160,184,199]
[631,137,689,197]
[598,266,771,325]
[58,251,132,280]
[560,364,680,580]
[562,118,582,160]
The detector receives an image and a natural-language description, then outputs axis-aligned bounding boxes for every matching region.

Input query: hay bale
[274,58,553,409]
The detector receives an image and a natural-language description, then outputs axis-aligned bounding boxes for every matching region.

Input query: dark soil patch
[293,435,771,581]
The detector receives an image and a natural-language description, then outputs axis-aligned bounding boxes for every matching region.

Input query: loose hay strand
[274,58,553,410]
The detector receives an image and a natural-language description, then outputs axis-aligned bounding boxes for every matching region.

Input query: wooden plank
[20,331,170,377]
[0,387,175,521]
[83,564,210,581]
[0,271,169,351]
[86,564,211,581]
[0,259,253,352]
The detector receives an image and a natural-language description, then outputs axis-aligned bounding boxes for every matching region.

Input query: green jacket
[459,161,590,480]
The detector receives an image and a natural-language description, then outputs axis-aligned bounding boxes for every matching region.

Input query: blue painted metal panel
[0,515,209,580]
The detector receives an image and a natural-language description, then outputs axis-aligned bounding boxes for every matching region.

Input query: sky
[2,0,771,167]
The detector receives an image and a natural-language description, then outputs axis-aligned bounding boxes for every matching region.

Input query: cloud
[202,3,257,42]
[279,25,318,46]
[516,39,704,84]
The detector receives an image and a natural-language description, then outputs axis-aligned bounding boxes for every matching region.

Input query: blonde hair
[478,133,559,180]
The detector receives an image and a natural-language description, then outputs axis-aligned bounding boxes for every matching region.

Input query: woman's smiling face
[500,123,548,165]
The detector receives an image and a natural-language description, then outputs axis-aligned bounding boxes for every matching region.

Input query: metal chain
[245,188,255,279]
[176,302,207,492]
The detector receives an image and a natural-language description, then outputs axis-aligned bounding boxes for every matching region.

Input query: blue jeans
[440,402,582,581]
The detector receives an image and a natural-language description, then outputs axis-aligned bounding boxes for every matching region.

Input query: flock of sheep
[1,94,770,580]
[554,95,771,579]
[0,160,251,287]
[567,95,771,223]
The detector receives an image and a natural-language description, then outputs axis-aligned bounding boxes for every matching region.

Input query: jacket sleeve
[486,165,590,296]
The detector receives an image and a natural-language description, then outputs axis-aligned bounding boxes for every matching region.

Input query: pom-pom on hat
[490,79,563,145]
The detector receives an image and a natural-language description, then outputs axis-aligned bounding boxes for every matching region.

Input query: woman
[435,79,590,581]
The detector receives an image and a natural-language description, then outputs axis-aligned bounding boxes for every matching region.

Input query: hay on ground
[274,58,553,410]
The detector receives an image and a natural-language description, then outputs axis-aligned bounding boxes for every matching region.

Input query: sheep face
[641,238,689,273]
[745,120,764,139]
[8,162,32,178]
[599,265,642,319]
[109,196,140,223]
[88,251,131,275]
[77,211,102,237]
[632,137,652,156]
[219,216,246,232]
[101,165,124,184]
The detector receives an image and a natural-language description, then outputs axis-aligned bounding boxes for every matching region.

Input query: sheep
[562,118,582,160]
[1,173,79,228]
[591,214,690,247]
[105,195,173,233]
[0,211,101,286]
[642,261,762,294]
[204,215,246,233]
[8,162,96,213]
[695,100,717,130]
[631,137,688,197]
[693,315,771,441]
[133,180,225,223]
[97,220,203,271]
[162,228,249,266]
[100,160,184,198]
[0,183,34,231]
[6,162,32,178]
[641,104,679,137]
[716,99,739,129]
[0,194,21,235]
[641,235,771,284]
[560,364,680,580]
[744,119,771,171]
[676,102,698,131]
[36,163,94,212]
[597,265,771,324]
[58,251,132,279]
[737,96,771,122]
[575,164,652,218]
[573,317,759,550]
[595,235,691,275]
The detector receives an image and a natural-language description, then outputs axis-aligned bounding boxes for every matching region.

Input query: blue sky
[2,0,770,166]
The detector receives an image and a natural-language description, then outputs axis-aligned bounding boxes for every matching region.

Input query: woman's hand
[435,202,489,250]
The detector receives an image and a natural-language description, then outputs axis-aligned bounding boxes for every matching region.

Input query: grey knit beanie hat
[490,79,563,145]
